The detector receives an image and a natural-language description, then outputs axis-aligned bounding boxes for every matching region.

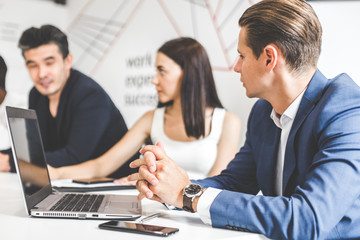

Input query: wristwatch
[183,183,203,213]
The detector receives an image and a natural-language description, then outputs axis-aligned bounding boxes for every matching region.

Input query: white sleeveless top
[0,92,26,150]
[151,107,226,179]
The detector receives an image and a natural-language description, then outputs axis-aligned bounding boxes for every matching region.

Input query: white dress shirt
[197,90,306,225]
[271,90,305,196]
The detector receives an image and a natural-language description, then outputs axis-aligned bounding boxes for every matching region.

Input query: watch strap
[183,195,195,213]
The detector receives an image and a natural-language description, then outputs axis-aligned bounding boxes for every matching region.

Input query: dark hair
[158,37,223,139]
[0,55,7,90]
[239,0,322,74]
[18,25,69,58]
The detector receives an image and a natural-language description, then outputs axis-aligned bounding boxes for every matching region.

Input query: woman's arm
[49,110,155,180]
[207,111,241,177]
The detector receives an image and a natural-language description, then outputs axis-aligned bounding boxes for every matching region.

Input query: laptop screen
[6,106,52,213]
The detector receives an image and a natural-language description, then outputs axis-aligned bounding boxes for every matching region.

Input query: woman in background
[49,37,241,180]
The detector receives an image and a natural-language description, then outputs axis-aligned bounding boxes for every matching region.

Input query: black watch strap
[183,195,194,213]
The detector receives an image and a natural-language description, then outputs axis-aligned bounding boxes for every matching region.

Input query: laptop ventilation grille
[43,212,77,217]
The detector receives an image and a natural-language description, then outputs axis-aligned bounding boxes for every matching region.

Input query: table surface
[0,172,267,240]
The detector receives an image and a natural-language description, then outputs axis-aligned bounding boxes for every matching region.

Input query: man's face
[233,27,270,99]
[24,43,72,99]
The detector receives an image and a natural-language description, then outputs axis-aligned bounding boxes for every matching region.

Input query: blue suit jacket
[195,70,360,239]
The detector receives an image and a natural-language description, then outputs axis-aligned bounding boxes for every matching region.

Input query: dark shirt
[46,111,58,151]
[29,69,137,178]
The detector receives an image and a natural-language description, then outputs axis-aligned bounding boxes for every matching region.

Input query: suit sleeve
[196,88,360,239]
[45,88,124,167]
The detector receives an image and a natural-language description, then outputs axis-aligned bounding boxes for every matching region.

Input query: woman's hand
[113,176,136,185]
[47,164,59,180]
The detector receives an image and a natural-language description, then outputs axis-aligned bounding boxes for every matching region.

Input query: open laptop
[5,106,142,220]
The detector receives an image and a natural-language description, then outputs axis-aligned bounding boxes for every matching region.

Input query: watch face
[184,184,202,196]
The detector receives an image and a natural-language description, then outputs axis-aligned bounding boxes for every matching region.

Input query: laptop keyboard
[50,193,105,212]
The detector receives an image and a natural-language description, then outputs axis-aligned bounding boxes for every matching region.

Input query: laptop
[5,106,142,220]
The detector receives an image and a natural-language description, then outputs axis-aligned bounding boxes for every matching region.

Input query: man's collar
[270,88,306,128]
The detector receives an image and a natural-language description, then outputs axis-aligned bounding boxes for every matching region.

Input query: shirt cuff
[197,187,222,225]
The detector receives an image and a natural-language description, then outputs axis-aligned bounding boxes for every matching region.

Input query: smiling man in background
[18,25,137,178]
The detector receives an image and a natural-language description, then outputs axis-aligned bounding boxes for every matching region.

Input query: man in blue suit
[130,0,360,239]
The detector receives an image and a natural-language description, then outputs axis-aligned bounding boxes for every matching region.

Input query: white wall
[0,0,67,102]
[311,1,360,84]
[1,0,359,147]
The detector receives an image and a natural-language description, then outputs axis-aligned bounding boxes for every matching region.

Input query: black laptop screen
[6,107,52,212]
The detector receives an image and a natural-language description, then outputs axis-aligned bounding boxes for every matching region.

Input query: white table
[0,172,267,239]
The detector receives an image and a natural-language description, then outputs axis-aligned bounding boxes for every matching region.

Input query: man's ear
[264,44,278,72]
[64,53,73,69]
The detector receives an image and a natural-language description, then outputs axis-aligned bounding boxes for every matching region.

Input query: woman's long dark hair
[158,37,223,139]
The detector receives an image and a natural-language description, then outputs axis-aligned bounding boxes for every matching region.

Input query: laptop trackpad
[108,202,133,209]
[104,195,141,214]
[104,202,139,214]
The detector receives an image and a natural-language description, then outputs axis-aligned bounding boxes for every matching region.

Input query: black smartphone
[72,177,114,184]
[98,221,179,237]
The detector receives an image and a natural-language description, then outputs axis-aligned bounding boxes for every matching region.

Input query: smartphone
[72,177,114,184]
[98,221,179,237]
